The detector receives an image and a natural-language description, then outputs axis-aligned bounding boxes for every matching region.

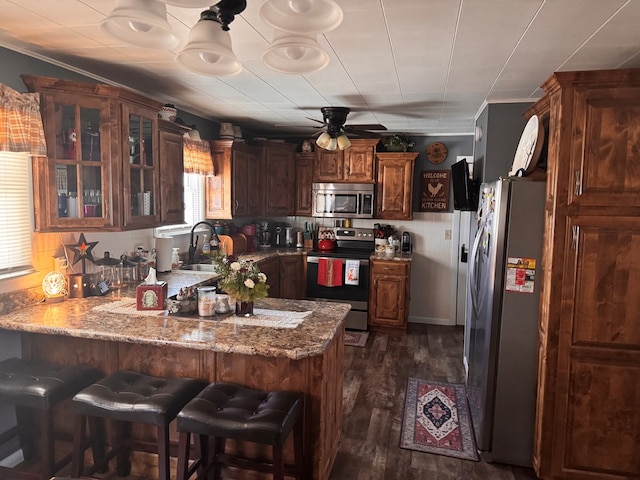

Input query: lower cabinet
[368,259,410,332]
[280,255,305,299]
[258,255,306,300]
[259,256,280,299]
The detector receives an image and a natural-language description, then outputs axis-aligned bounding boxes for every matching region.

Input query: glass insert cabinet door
[123,104,160,227]
[47,94,112,228]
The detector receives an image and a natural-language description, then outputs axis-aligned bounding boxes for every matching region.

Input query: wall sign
[420,170,450,212]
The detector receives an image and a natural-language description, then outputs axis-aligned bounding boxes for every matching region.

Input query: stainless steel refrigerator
[465,178,545,467]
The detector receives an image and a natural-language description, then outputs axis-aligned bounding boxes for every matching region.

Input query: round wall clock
[427,142,448,164]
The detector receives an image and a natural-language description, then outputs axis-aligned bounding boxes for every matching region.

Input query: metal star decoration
[65,233,99,273]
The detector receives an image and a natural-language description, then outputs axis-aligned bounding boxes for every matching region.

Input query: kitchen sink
[179,264,218,272]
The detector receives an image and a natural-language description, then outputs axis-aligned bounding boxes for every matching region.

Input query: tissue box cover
[136,282,167,310]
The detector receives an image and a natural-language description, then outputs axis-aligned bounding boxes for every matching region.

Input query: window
[183,172,205,227]
[0,152,34,278]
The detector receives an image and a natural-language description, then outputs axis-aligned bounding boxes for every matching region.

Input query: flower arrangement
[212,254,269,303]
[383,134,414,152]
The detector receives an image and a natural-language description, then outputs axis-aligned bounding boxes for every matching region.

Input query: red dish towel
[317,258,344,287]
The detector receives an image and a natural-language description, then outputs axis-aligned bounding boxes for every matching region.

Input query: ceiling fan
[308,107,387,137]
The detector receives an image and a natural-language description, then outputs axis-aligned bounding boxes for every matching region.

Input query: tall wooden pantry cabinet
[529,68,640,480]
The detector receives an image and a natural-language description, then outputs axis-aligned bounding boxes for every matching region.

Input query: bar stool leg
[293,417,304,480]
[273,443,284,480]
[39,408,54,478]
[176,431,191,480]
[115,420,132,477]
[71,415,86,476]
[211,436,224,480]
[157,425,170,480]
[89,416,108,473]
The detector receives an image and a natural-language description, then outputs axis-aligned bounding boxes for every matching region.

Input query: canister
[197,286,217,317]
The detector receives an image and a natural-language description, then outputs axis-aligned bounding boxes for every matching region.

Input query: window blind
[0,152,34,276]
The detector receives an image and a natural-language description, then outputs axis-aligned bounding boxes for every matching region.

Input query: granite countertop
[0,286,348,360]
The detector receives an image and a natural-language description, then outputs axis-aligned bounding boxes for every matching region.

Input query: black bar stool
[175,382,305,480]
[71,370,206,480]
[0,357,103,480]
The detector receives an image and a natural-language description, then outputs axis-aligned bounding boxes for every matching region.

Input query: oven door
[306,256,369,330]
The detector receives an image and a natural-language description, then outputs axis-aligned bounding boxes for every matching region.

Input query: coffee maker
[258,221,271,248]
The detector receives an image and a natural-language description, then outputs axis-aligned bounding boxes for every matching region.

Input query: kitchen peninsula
[0,272,348,480]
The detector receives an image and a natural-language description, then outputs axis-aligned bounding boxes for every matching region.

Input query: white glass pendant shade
[259,0,343,34]
[337,134,351,150]
[176,14,242,76]
[326,137,338,151]
[316,132,332,149]
[100,0,178,49]
[163,0,214,7]
[262,31,328,74]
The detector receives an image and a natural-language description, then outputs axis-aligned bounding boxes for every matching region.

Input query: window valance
[0,83,47,156]
[183,136,213,175]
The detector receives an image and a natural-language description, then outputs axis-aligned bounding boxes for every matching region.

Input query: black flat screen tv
[451,159,479,211]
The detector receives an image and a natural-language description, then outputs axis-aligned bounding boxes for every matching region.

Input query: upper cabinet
[22,75,186,232]
[375,152,418,220]
[313,138,378,183]
[206,141,294,219]
[295,153,314,215]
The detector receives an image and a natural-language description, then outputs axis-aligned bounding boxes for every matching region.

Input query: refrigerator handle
[469,224,483,316]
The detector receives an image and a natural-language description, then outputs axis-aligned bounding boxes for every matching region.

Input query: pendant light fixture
[100,0,178,49]
[176,9,243,77]
[259,0,344,34]
[262,29,329,74]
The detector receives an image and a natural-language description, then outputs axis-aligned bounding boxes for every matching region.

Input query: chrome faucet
[188,221,218,265]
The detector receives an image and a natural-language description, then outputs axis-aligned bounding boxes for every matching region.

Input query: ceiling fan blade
[345,123,387,131]
[305,117,327,125]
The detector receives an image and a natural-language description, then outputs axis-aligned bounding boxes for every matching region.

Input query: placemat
[92,298,165,317]
[221,309,311,329]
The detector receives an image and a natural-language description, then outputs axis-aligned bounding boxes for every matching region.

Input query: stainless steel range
[306,227,375,330]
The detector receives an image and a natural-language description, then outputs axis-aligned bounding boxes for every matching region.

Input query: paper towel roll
[155,237,173,273]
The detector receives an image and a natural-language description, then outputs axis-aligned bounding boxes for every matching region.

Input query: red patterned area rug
[400,377,479,461]
[344,330,369,347]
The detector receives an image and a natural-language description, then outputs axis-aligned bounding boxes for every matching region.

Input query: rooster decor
[428,182,444,197]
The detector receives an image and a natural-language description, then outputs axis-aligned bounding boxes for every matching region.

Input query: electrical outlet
[444,229,452,240]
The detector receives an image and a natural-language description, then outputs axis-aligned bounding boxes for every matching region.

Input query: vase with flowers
[212,254,269,316]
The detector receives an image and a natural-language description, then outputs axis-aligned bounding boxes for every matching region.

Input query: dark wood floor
[54,324,539,480]
[330,324,539,480]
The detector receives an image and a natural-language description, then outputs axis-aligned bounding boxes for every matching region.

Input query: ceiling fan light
[259,0,343,34]
[326,137,338,151]
[262,31,329,74]
[176,12,242,76]
[316,132,332,149]
[100,0,178,49]
[337,134,351,150]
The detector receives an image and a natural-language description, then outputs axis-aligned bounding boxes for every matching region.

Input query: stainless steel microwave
[312,183,374,218]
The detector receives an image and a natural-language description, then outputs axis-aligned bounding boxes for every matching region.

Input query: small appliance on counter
[258,221,271,248]
[242,224,257,252]
[401,232,412,252]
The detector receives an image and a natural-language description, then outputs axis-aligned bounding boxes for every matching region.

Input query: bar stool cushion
[72,370,206,426]
[177,383,303,445]
[0,357,103,410]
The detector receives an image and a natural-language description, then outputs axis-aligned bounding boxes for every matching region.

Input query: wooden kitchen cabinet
[279,255,305,299]
[258,256,280,298]
[313,138,378,183]
[206,141,262,219]
[528,68,640,480]
[263,143,296,216]
[22,74,184,232]
[158,121,187,225]
[295,152,314,215]
[368,259,410,332]
[375,152,418,220]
